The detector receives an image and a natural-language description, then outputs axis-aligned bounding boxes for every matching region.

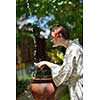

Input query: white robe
[50,39,83,100]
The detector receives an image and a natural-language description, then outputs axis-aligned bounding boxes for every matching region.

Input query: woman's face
[51,27,63,47]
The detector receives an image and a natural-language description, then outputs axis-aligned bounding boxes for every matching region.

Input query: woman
[35,25,83,100]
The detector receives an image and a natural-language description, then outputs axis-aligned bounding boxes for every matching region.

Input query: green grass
[61,93,70,100]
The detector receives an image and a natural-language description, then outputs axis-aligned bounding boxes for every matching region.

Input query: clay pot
[30,78,56,100]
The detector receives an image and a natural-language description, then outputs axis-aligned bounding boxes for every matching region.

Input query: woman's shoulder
[69,39,82,49]
[65,39,82,55]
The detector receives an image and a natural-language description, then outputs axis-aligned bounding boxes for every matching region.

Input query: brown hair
[52,25,70,40]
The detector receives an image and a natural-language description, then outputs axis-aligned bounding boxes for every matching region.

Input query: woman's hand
[34,61,48,68]
[34,61,54,68]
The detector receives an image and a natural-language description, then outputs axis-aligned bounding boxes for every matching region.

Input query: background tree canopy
[16,0,83,44]
[16,0,83,65]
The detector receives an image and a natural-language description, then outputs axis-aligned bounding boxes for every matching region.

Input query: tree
[16,0,83,44]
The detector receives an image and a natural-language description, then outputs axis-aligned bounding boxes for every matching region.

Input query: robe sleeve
[51,46,82,87]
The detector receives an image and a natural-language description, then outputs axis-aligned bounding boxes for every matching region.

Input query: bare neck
[61,39,69,48]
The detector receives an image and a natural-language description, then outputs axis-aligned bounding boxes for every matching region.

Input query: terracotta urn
[30,66,56,100]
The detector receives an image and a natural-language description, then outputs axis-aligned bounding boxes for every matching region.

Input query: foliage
[16,0,83,44]
[16,79,31,95]
[16,0,83,64]
[48,49,64,64]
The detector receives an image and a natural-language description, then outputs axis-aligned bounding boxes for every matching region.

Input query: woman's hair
[52,25,70,40]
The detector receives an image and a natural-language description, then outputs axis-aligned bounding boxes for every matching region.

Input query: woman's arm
[34,61,57,68]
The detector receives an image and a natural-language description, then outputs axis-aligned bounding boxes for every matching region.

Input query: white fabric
[50,39,83,100]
